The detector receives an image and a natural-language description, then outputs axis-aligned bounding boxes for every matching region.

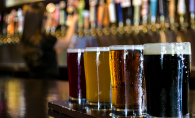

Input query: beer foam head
[143,42,191,55]
[109,45,143,50]
[67,49,84,53]
[85,47,109,52]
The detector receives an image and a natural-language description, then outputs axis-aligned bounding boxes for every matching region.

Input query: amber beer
[109,45,146,116]
[84,47,111,109]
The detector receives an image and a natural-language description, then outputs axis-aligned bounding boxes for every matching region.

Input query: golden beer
[84,47,111,108]
[109,45,146,116]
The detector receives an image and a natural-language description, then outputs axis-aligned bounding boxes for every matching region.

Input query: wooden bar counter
[0,77,194,118]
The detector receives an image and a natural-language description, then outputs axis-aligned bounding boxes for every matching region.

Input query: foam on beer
[67,49,85,53]
[85,47,109,52]
[109,45,143,50]
[143,42,191,55]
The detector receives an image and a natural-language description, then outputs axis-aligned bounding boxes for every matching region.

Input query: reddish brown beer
[67,49,86,103]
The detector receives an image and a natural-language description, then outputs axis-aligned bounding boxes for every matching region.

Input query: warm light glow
[46,3,56,13]
[59,1,66,9]
[6,80,26,117]
[6,0,44,7]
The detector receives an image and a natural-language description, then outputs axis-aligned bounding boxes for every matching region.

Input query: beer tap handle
[164,0,169,23]
[77,0,85,27]
[59,1,66,26]
[141,0,148,25]
[121,0,131,33]
[169,0,175,30]
[133,0,142,27]
[159,0,165,22]
[189,0,195,29]
[103,2,110,27]
[116,0,123,26]
[150,0,158,24]
[121,0,132,26]
[97,0,104,28]
[189,0,195,13]
[177,0,186,15]
[83,10,90,36]
[89,0,97,28]
[108,0,117,26]
[177,0,186,30]
[159,0,167,43]
[102,2,110,36]
[169,0,175,22]
[121,0,131,8]
[83,10,90,29]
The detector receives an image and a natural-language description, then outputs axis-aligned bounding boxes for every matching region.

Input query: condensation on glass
[84,47,111,109]
[144,42,191,118]
[109,45,146,117]
[67,49,86,104]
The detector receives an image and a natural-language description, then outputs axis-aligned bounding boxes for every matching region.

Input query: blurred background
[0,0,195,79]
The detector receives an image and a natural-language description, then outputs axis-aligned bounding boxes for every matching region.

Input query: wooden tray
[48,100,112,118]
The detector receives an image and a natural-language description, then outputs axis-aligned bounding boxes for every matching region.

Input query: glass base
[112,107,146,118]
[86,101,111,110]
[146,113,189,118]
[69,96,86,104]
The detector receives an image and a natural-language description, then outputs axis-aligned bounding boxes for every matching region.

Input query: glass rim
[109,45,143,50]
[84,47,109,51]
[67,48,85,53]
[143,42,191,55]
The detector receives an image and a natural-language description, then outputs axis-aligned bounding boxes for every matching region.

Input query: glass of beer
[67,49,86,104]
[109,45,146,117]
[144,42,191,118]
[84,47,111,109]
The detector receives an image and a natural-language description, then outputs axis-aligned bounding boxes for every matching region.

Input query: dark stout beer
[109,45,146,115]
[144,54,190,117]
[144,43,191,117]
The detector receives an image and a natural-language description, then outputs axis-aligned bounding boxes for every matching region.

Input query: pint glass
[109,45,146,117]
[144,43,191,118]
[67,49,86,104]
[84,47,111,109]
